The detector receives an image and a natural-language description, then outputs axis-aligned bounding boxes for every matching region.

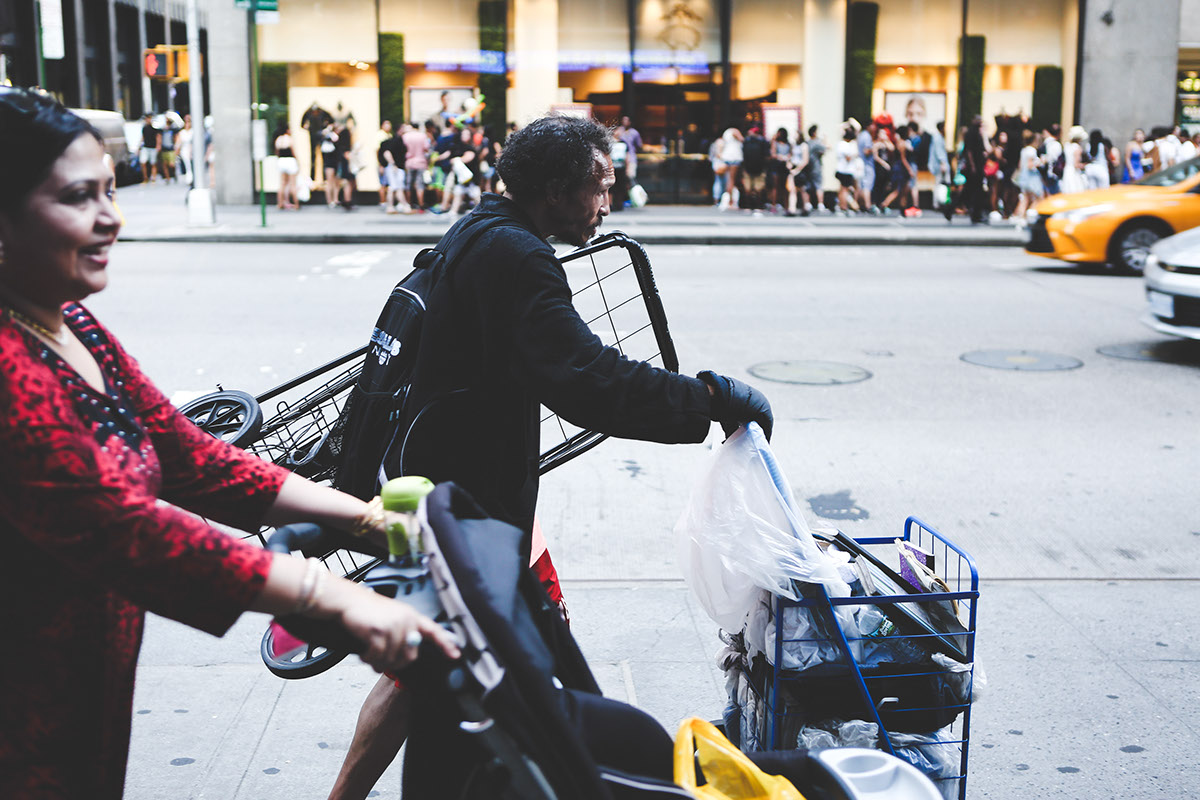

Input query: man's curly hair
[496,115,613,202]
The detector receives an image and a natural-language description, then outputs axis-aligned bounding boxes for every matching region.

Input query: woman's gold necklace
[5,307,69,346]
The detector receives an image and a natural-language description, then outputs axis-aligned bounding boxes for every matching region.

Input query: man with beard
[325,114,773,799]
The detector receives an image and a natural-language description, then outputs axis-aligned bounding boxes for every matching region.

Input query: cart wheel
[260,620,350,679]
[179,390,264,449]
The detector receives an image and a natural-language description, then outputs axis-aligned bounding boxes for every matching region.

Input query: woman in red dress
[0,88,459,798]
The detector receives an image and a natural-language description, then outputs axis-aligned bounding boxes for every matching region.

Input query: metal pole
[106,0,120,113]
[249,0,266,227]
[186,0,214,225]
[34,0,47,88]
[163,1,174,112]
[137,0,150,114]
[71,0,86,106]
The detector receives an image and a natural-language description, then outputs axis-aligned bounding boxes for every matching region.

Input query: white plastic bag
[629,183,648,207]
[675,424,854,632]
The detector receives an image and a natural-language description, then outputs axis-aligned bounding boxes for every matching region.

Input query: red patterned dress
[0,304,290,799]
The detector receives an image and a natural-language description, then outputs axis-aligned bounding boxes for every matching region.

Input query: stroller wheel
[180,390,264,449]
[261,619,351,679]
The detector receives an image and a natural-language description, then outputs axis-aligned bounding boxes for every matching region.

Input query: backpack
[331,215,510,499]
[1051,150,1066,180]
[742,136,769,174]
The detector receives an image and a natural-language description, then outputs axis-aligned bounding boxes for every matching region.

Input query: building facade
[0,0,209,119]
[1,0,1196,203]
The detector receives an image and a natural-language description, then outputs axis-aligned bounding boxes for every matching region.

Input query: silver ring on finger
[405,630,423,649]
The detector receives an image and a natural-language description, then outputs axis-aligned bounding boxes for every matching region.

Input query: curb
[118,230,1025,247]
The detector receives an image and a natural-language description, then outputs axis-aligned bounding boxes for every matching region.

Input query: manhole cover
[1098,341,1200,366]
[748,360,872,385]
[960,350,1083,371]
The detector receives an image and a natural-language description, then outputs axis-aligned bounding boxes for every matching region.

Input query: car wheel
[1109,222,1166,275]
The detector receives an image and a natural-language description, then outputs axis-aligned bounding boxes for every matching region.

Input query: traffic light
[144,47,173,79]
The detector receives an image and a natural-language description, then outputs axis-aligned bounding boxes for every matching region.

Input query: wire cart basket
[738,519,979,800]
[181,231,676,560]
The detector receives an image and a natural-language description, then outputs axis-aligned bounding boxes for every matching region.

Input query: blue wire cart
[745,518,979,800]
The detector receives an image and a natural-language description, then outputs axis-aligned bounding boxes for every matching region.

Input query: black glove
[698,371,773,441]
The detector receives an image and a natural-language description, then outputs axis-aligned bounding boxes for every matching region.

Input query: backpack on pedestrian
[1051,150,1066,180]
[331,214,510,499]
[742,136,769,175]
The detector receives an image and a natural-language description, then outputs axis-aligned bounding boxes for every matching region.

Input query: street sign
[234,0,278,9]
[252,118,268,162]
[144,48,172,78]
[39,0,65,60]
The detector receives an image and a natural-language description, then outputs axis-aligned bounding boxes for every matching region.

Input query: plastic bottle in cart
[857,606,896,638]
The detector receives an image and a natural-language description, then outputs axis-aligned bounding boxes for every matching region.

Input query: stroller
[269,479,943,800]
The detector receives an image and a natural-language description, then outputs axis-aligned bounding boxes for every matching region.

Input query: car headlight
[1145,253,1159,272]
[1050,204,1113,223]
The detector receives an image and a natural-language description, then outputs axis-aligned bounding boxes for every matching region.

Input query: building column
[70,0,87,106]
[1077,0,1177,138]
[209,3,253,204]
[508,0,559,125]
[106,0,120,113]
[803,0,847,189]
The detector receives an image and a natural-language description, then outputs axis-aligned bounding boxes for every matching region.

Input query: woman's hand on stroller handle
[266,523,461,673]
[320,580,461,673]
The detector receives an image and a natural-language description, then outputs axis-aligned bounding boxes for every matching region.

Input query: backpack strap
[435,211,515,275]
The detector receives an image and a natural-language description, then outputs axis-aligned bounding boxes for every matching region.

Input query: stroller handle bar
[267,522,374,656]
[264,477,445,661]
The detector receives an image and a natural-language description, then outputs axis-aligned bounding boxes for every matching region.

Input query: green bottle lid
[380,476,435,512]
[379,477,435,557]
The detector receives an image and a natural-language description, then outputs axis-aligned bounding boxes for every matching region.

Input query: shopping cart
[181,231,677,486]
[738,521,979,799]
[180,231,680,673]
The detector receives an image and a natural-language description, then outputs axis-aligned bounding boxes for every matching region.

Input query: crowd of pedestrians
[135,111,208,188]
[132,102,1198,225]
[697,113,1199,224]
[272,100,503,216]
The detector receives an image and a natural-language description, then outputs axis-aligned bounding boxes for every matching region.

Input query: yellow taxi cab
[1025,158,1200,274]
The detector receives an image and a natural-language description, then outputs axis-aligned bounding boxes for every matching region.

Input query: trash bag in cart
[676,424,981,799]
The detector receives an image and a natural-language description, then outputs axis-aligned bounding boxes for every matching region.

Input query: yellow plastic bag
[673,718,807,800]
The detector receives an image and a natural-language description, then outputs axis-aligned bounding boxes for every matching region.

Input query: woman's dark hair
[496,115,613,202]
[774,127,789,143]
[0,87,101,215]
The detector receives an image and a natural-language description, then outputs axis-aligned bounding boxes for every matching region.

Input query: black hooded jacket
[394,193,713,537]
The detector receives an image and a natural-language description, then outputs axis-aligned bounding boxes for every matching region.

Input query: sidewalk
[127,579,1200,800]
[116,181,1027,248]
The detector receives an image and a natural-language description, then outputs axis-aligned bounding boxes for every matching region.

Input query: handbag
[629,183,648,208]
[673,718,805,800]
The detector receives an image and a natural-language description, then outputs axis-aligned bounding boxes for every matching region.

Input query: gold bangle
[294,557,324,615]
[351,496,385,538]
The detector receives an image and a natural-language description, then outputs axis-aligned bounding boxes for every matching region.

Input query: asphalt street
[86,240,1200,799]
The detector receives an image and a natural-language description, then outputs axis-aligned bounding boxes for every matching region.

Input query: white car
[1142,227,1200,340]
